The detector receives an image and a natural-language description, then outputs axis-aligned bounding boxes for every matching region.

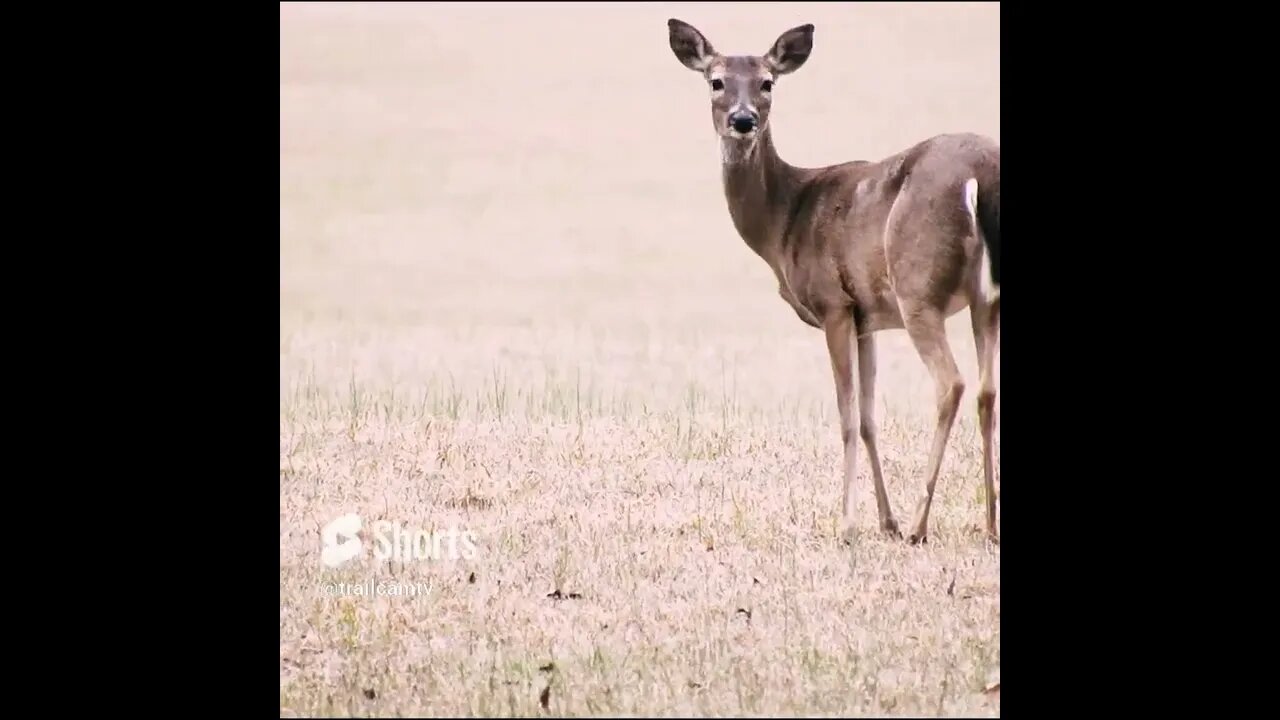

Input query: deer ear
[668,18,716,72]
[765,23,814,75]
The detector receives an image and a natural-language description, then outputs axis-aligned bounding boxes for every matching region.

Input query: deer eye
[710,78,724,91]
[761,80,773,92]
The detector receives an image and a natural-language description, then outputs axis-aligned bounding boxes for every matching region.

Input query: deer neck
[719,128,807,267]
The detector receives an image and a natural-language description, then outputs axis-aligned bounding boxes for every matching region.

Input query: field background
[280,2,1000,716]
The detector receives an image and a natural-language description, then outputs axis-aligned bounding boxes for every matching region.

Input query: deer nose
[729,111,758,134]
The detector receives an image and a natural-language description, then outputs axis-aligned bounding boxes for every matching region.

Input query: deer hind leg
[857,333,900,537]
[901,305,965,545]
[968,178,1000,544]
[970,293,1000,545]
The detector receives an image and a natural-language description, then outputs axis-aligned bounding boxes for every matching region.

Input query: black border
[108,2,284,712]
[998,3,1181,713]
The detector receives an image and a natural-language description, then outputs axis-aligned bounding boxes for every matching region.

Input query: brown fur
[668,19,1000,545]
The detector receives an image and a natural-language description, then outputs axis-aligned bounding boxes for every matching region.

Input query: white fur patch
[963,178,979,217]
[966,178,999,305]
[979,245,998,305]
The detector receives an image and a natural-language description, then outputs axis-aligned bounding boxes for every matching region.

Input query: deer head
[666,18,814,156]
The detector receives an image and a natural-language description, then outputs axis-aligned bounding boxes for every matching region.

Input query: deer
[666,18,1000,546]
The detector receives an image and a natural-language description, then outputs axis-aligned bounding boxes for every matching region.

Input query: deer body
[669,19,1000,545]
[732,131,999,335]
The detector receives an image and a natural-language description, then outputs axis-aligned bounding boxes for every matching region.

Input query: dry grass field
[280,2,1000,716]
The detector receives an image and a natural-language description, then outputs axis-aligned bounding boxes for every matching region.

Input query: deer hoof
[881,518,902,539]
[907,532,928,546]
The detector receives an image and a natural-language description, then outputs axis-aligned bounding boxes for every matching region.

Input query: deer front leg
[857,333,900,538]
[823,311,860,543]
